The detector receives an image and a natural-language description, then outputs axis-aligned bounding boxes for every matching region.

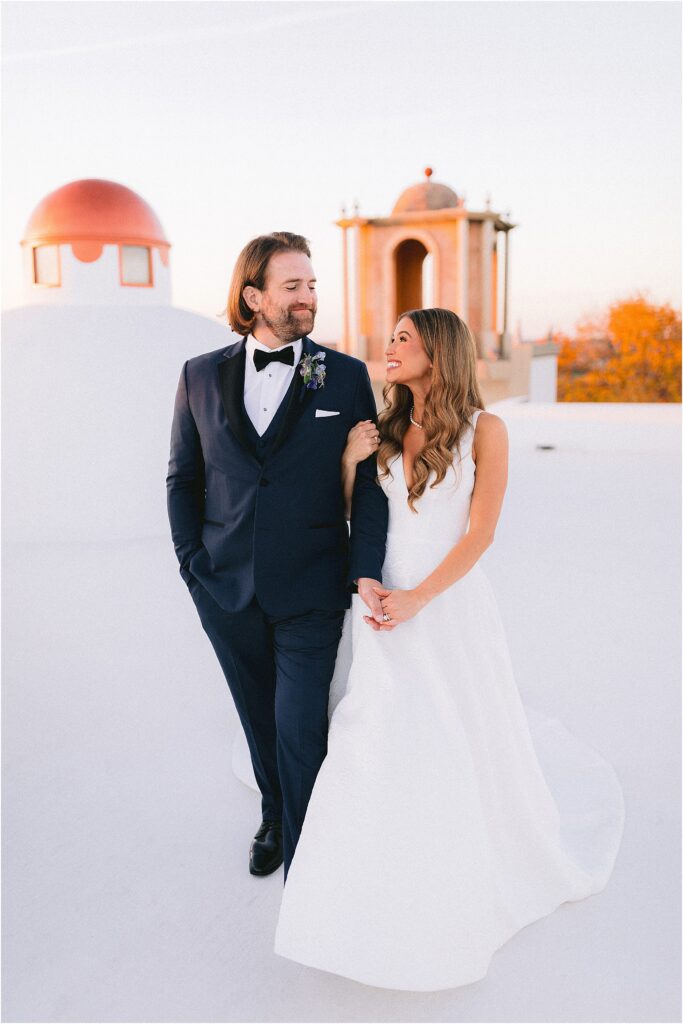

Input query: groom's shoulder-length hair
[225,231,311,336]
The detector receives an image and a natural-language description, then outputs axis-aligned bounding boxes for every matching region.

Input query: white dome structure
[20,178,172,306]
[4,180,238,545]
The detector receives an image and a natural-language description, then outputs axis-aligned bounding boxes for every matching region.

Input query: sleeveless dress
[272,409,625,991]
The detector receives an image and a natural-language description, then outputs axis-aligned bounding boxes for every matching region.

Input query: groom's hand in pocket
[357,578,396,631]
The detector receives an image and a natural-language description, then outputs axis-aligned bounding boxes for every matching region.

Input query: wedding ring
[382,612,392,622]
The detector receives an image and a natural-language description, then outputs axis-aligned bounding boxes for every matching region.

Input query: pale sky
[2,0,680,342]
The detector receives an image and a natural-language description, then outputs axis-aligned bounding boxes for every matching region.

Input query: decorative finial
[485,192,492,210]
[424,167,433,179]
[352,198,359,216]
[340,202,347,218]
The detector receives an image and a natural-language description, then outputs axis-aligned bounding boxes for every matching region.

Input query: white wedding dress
[272,409,625,991]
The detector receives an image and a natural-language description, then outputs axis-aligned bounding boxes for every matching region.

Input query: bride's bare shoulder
[471,411,508,463]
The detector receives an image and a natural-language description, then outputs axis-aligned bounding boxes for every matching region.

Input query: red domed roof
[392,169,459,213]
[22,179,169,246]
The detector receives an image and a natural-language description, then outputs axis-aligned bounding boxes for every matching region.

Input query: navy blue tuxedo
[166,335,388,616]
[166,334,388,878]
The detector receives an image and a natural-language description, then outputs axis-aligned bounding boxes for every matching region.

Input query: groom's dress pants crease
[272,608,345,878]
[188,581,283,822]
[188,577,344,877]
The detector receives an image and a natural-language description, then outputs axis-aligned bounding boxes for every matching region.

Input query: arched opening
[422,251,434,307]
[394,238,433,320]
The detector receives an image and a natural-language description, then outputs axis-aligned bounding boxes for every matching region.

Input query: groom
[166,231,388,880]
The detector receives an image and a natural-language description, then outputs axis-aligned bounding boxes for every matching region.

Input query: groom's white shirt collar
[243,334,303,436]
[245,334,303,363]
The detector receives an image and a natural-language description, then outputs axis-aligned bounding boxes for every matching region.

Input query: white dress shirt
[243,335,303,436]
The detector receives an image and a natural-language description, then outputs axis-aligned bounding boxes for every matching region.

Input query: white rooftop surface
[2,306,681,1022]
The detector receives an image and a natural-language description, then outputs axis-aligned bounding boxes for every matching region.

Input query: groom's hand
[357,577,395,631]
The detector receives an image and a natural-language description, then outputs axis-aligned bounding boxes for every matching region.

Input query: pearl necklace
[410,407,423,428]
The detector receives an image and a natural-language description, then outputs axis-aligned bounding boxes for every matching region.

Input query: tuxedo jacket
[166,334,388,617]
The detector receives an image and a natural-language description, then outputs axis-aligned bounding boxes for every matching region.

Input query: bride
[272,307,625,991]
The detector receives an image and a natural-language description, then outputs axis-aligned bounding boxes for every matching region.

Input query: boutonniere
[298,351,326,390]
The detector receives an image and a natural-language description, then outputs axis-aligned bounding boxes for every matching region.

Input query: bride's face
[385,317,432,387]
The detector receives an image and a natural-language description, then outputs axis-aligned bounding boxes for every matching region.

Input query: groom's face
[246,250,318,345]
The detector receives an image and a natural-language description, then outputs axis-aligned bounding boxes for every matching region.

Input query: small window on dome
[33,245,60,286]
[121,245,151,285]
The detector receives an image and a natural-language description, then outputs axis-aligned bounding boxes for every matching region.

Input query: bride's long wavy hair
[377,308,485,513]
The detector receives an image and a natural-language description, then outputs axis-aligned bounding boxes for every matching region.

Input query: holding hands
[357,581,428,631]
[363,586,428,630]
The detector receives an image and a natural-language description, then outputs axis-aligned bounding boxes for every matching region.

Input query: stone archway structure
[384,227,441,346]
[336,168,514,369]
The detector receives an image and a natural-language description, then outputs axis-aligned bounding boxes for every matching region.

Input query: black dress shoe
[249,819,283,876]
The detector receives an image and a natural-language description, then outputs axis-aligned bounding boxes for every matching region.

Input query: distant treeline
[554,295,681,402]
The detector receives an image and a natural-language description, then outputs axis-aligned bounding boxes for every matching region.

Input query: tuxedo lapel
[270,336,319,456]
[217,339,257,459]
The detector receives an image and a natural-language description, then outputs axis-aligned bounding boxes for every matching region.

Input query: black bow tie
[253,346,295,372]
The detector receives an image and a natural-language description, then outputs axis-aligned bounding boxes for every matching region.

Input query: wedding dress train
[272,409,625,991]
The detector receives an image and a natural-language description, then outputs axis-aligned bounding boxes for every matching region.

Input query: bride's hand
[369,586,428,626]
[343,420,380,466]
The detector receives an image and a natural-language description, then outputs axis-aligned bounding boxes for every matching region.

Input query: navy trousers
[187,574,345,879]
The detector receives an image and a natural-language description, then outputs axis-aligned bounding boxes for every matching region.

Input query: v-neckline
[399,449,415,493]
[397,416,478,496]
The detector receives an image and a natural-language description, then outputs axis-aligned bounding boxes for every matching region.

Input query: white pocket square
[315,409,340,418]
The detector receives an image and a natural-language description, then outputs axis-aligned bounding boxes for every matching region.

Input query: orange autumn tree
[557,294,681,402]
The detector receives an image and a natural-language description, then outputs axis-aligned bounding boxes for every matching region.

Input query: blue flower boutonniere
[298,351,326,390]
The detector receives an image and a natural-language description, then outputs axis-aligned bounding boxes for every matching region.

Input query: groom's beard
[261,305,316,344]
